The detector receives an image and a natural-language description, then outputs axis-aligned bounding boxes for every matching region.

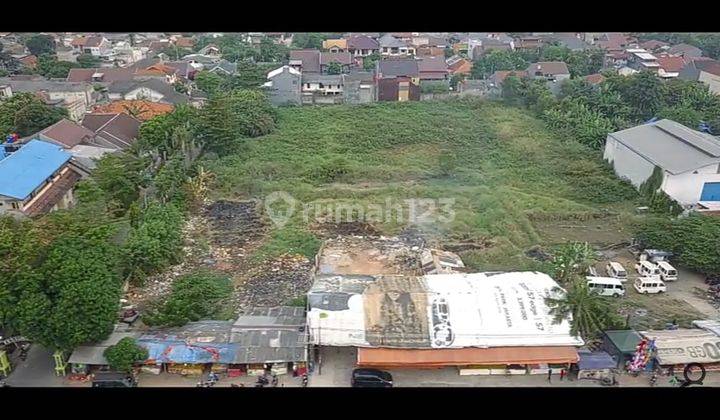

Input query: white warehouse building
[604,119,720,206]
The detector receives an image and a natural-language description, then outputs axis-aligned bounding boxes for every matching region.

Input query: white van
[635,260,660,277]
[586,277,626,297]
[633,277,667,294]
[605,262,628,281]
[657,261,678,282]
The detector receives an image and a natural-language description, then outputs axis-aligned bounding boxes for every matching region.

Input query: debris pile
[205,200,266,247]
[231,254,313,312]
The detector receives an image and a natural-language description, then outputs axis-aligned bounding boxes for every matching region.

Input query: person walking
[548,368,552,383]
[560,369,565,381]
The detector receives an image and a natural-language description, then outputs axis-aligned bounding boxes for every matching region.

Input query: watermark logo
[263,191,297,228]
[261,191,455,228]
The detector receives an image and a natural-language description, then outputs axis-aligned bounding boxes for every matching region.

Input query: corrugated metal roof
[640,329,720,365]
[692,320,720,337]
[0,140,71,200]
[609,119,720,174]
[68,331,140,365]
[604,330,642,354]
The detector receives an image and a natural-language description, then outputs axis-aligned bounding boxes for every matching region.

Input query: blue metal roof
[0,140,71,200]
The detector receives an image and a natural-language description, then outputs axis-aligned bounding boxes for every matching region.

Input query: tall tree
[36,54,80,78]
[25,34,55,56]
[76,53,101,68]
[0,92,68,137]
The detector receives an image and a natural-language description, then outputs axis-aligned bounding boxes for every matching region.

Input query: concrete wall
[662,163,720,205]
[603,135,656,187]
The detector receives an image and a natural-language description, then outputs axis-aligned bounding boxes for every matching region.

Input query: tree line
[0,88,277,352]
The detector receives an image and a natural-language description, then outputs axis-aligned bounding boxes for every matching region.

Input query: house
[584,73,606,85]
[173,37,195,49]
[378,34,416,57]
[639,40,670,52]
[527,62,570,82]
[26,119,118,173]
[667,43,703,59]
[551,33,592,51]
[319,52,353,74]
[626,49,660,74]
[67,67,135,83]
[322,39,347,53]
[347,35,380,57]
[91,100,174,122]
[81,113,142,150]
[264,32,293,46]
[135,63,181,84]
[514,36,543,52]
[300,74,344,105]
[376,58,420,102]
[417,56,448,81]
[679,59,720,94]
[264,65,302,106]
[0,78,95,122]
[70,36,111,57]
[110,42,146,66]
[0,140,82,217]
[457,79,490,96]
[446,56,472,75]
[198,44,222,57]
[389,32,415,41]
[655,55,686,79]
[467,33,514,60]
[490,70,528,87]
[164,61,196,80]
[106,78,190,105]
[342,71,375,104]
[416,46,446,58]
[17,55,37,69]
[205,60,238,76]
[182,53,221,66]
[604,119,720,206]
[289,49,321,74]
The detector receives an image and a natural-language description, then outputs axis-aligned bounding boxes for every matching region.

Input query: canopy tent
[356,346,579,368]
[577,351,616,371]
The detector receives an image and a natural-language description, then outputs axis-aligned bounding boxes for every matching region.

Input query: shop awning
[357,346,579,368]
[577,351,616,371]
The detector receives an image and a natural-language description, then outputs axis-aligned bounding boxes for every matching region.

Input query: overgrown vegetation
[635,214,720,275]
[203,99,640,269]
[142,270,233,327]
[0,92,68,137]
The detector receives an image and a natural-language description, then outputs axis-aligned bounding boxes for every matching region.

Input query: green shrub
[104,337,148,372]
[254,228,321,261]
[143,270,233,327]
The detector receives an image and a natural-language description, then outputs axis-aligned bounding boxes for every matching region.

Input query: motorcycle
[255,375,269,387]
[301,374,308,387]
[196,381,215,388]
[650,374,658,387]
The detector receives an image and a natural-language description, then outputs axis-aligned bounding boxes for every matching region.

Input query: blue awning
[578,351,616,370]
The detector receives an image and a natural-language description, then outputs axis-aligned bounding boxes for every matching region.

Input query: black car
[351,369,393,388]
[91,372,137,388]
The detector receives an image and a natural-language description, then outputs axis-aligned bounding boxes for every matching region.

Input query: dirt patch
[312,221,380,238]
[317,235,422,276]
[533,217,631,247]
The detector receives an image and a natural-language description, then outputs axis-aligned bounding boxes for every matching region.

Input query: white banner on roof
[308,271,584,348]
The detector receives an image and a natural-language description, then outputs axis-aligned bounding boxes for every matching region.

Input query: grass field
[201,99,642,270]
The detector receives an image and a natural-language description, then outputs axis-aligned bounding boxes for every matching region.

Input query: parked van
[633,277,667,294]
[605,262,628,281]
[657,261,678,282]
[586,277,626,297]
[635,260,660,277]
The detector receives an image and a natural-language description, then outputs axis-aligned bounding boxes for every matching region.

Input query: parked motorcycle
[301,374,308,387]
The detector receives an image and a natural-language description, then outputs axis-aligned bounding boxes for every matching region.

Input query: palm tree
[551,242,597,284]
[545,278,620,340]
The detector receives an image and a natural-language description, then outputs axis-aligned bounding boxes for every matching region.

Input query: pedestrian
[560,369,565,381]
[548,368,552,383]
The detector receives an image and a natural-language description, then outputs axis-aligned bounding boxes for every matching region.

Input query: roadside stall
[67,329,139,380]
[602,330,642,368]
[576,350,616,381]
[640,329,720,372]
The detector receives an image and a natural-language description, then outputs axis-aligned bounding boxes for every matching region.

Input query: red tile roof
[174,37,195,48]
[584,73,605,85]
[320,52,353,66]
[492,70,528,84]
[18,55,37,68]
[91,100,174,122]
[656,56,686,73]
